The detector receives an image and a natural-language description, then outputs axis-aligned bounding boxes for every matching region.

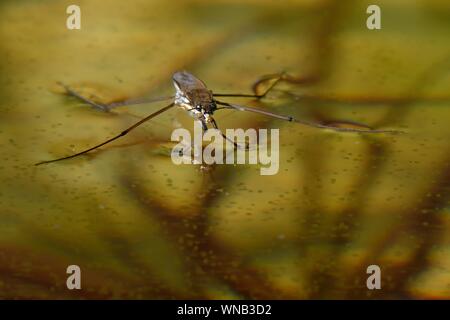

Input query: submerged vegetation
[0,0,449,299]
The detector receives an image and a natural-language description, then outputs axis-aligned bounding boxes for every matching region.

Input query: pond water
[0,0,449,299]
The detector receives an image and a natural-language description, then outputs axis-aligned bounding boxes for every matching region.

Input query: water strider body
[172,71,217,128]
[35,71,403,166]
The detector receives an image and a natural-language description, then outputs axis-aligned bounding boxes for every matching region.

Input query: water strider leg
[213,72,284,99]
[58,82,108,111]
[107,95,174,109]
[57,82,173,112]
[208,118,249,150]
[215,100,404,134]
[35,102,175,166]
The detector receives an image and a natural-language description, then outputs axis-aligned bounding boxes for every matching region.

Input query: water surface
[0,0,449,299]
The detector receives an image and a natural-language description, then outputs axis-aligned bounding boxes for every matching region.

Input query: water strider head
[172,71,217,122]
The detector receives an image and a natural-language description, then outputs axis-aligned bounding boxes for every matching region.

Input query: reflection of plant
[121,55,450,298]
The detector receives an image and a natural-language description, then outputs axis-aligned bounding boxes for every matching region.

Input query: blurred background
[0,0,449,299]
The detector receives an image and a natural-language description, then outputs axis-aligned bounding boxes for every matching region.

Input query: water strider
[35,71,403,166]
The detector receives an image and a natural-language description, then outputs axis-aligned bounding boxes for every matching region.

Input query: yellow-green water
[0,0,449,299]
